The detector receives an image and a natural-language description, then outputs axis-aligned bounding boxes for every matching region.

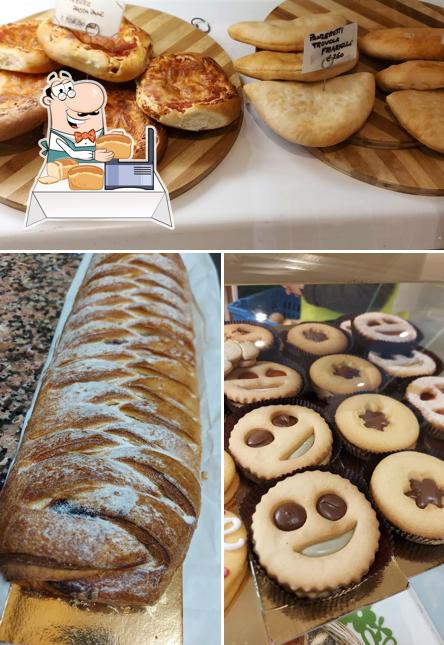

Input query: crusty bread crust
[68,165,104,190]
[37,17,152,82]
[359,28,444,61]
[0,253,201,606]
[136,53,242,131]
[0,20,56,74]
[0,70,47,141]
[387,89,444,153]
[376,61,444,92]
[96,132,133,159]
[234,50,359,81]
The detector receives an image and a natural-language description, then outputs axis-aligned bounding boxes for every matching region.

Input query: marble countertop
[0,253,81,487]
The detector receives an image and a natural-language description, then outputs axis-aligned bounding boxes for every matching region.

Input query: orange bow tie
[74,129,96,144]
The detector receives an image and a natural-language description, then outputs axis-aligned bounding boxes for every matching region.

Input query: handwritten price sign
[302,23,358,74]
[54,0,125,37]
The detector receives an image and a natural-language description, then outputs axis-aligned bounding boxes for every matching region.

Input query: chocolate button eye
[273,502,307,531]
[272,414,297,427]
[316,494,347,521]
[420,391,435,401]
[246,429,274,447]
[266,368,286,377]
[238,371,258,379]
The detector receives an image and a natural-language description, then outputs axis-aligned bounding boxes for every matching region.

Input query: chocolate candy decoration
[360,409,389,431]
[246,429,274,448]
[238,371,258,379]
[405,478,444,509]
[316,494,347,521]
[272,414,297,427]
[273,502,306,531]
[333,364,361,379]
[266,368,286,377]
[420,391,435,401]
[302,328,328,343]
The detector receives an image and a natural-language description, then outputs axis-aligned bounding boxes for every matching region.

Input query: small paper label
[54,0,125,38]
[302,22,358,74]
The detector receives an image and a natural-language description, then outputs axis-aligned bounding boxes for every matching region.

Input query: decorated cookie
[352,312,418,354]
[339,318,352,336]
[405,376,444,436]
[335,393,419,456]
[287,322,349,357]
[368,349,437,380]
[224,323,274,351]
[252,470,380,595]
[224,339,260,377]
[229,404,333,480]
[309,354,382,399]
[224,451,240,507]
[224,510,248,610]
[224,361,303,405]
[370,451,444,543]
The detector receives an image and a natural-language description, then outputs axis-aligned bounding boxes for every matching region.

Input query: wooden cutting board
[0,6,242,212]
[267,0,444,195]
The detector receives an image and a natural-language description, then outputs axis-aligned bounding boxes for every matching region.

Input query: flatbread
[359,28,444,61]
[244,72,375,147]
[228,13,347,52]
[387,89,444,153]
[0,20,56,73]
[234,50,359,81]
[136,53,241,131]
[376,61,444,92]
[104,85,168,161]
[37,17,152,82]
[0,70,47,141]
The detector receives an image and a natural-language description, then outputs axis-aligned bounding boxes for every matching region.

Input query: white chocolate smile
[299,528,355,557]
[281,434,315,461]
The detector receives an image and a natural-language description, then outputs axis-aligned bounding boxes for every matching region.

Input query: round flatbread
[104,85,168,161]
[0,20,56,74]
[244,72,375,147]
[0,70,47,142]
[377,61,444,92]
[136,53,242,131]
[387,89,444,153]
[359,28,444,62]
[37,17,152,83]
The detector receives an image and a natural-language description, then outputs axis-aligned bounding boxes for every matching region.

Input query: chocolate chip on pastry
[229,404,333,480]
[309,354,382,399]
[224,361,303,405]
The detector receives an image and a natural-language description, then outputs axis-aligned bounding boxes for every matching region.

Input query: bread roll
[47,157,78,180]
[0,253,201,606]
[376,61,444,92]
[68,165,104,190]
[96,132,133,159]
[359,28,444,61]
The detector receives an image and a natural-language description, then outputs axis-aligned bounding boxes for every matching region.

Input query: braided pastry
[0,253,201,606]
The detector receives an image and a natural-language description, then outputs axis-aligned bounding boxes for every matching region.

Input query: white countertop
[0,0,443,250]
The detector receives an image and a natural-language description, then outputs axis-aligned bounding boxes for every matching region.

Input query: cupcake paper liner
[239,464,393,606]
[418,431,444,460]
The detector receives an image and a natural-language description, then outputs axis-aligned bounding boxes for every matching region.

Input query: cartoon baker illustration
[39,70,115,164]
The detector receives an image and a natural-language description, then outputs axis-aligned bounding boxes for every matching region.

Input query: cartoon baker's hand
[95,148,114,162]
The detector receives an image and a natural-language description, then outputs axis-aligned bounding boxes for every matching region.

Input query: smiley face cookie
[224,361,303,405]
[225,451,240,507]
[309,354,382,399]
[224,323,274,351]
[229,404,333,480]
[287,322,349,357]
[368,349,438,379]
[224,510,248,610]
[353,312,418,353]
[370,451,444,543]
[405,376,444,435]
[252,470,380,595]
[224,339,260,376]
[335,393,420,455]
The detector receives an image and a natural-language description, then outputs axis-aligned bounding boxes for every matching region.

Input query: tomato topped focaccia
[104,85,168,160]
[37,17,152,83]
[0,20,56,74]
[136,53,242,130]
[0,70,47,141]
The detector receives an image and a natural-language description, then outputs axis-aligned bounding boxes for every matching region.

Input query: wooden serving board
[267,0,444,195]
[0,5,242,212]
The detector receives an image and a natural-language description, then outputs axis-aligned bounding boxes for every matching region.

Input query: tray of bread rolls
[229,0,444,196]
[0,253,220,644]
[0,6,243,212]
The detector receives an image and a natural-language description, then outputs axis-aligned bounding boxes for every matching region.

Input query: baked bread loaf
[47,157,78,180]
[0,20,56,73]
[68,165,104,190]
[0,70,47,141]
[37,17,152,82]
[359,28,444,61]
[96,132,133,159]
[0,253,201,606]
[104,85,168,160]
[136,53,242,131]
[376,61,444,92]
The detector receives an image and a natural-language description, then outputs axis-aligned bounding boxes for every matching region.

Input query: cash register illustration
[104,127,155,191]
